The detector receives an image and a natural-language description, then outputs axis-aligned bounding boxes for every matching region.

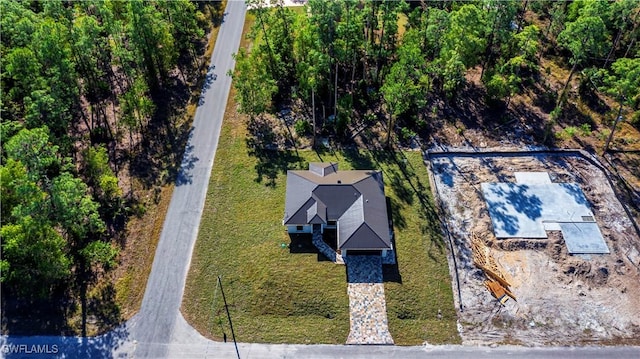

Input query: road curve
[1,1,640,358]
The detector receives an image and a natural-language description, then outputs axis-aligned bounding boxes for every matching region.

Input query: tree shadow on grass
[384,149,449,253]
[200,1,226,27]
[341,147,415,208]
[1,283,122,338]
[87,283,121,334]
[341,147,376,170]
[388,170,415,206]
[126,75,193,191]
[559,101,598,129]
[343,145,449,265]
[387,196,407,231]
[251,148,303,187]
[246,117,304,187]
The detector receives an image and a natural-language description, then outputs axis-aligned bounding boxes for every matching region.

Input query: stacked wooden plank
[470,231,516,304]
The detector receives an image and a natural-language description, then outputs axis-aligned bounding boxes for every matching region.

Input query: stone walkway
[312,225,344,264]
[345,255,394,345]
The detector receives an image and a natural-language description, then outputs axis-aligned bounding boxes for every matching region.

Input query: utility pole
[218,276,240,359]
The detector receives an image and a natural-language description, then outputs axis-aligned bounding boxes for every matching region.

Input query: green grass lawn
[181,7,459,346]
[182,100,460,344]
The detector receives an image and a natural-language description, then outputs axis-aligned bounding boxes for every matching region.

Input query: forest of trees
[1,0,209,316]
[235,0,639,148]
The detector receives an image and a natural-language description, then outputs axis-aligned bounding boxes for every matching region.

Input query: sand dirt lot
[428,149,640,346]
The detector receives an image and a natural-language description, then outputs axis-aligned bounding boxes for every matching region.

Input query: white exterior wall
[287,225,312,234]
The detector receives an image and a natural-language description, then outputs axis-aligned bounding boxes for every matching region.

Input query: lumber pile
[470,231,516,304]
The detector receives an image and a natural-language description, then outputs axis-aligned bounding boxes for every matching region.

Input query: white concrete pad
[481,182,595,238]
[543,222,562,231]
[559,222,609,254]
[515,172,552,184]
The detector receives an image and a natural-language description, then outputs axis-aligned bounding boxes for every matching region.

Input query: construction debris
[431,153,640,345]
[484,279,511,305]
[470,231,516,304]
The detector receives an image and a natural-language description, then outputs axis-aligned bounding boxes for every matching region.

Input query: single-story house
[283,162,393,257]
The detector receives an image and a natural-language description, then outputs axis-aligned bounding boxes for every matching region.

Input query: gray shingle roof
[283,163,391,250]
[306,200,327,224]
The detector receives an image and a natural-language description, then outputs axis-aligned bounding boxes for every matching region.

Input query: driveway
[345,255,393,345]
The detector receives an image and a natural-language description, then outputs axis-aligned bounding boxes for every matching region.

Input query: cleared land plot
[429,151,640,346]
[181,85,460,345]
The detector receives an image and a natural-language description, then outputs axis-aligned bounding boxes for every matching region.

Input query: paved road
[2,334,640,359]
[130,0,248,357]
[1,1,640,358]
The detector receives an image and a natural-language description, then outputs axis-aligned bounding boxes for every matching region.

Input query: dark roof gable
[283,163,391,250]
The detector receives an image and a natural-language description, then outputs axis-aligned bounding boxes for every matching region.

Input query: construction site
[428,149,640,346]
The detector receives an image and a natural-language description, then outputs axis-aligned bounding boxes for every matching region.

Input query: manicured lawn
[181,92,459,344]
[182,8,459,346]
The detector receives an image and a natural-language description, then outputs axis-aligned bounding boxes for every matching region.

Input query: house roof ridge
[361,222,390,248]
[285,164,390,251]
[338,222,365,249]
[351,170,380,184]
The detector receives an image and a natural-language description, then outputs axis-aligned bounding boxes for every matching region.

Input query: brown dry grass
[113,185,174,320]
[110,1,228,325]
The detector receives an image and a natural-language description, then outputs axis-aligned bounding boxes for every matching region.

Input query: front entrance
[322,227,338,251]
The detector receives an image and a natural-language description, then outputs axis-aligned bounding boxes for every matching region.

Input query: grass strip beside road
[114,1,227,325]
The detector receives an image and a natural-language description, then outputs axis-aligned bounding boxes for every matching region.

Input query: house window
[328,221,337,226]
[297,225,304,231]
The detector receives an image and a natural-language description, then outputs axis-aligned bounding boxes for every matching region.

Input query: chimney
[309,162,339,177]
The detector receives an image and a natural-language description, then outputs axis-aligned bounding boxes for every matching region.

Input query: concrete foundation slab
[515,172,552,184]
[543,222,562,231]
[481,182,594,238]
[559,222,609,254]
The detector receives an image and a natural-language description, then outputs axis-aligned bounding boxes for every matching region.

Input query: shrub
[400,127,417,143]
[294,120,312,136]
[579,123,591,136]
[564,126,578,137]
